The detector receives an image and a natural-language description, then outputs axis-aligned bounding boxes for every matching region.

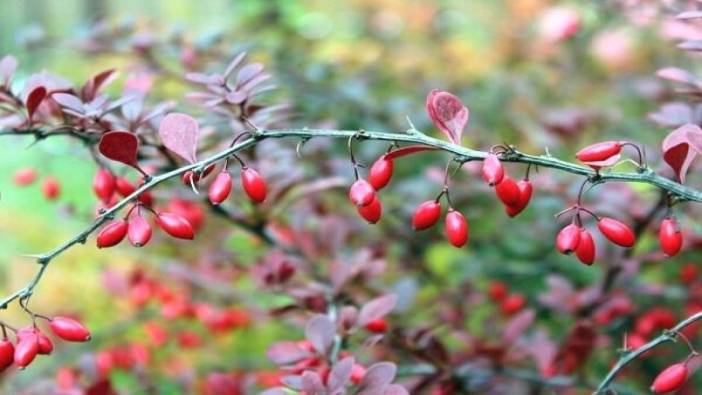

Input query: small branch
[595,310,702,393]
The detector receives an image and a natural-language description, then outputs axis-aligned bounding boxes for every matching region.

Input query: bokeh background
[1,0,699,394]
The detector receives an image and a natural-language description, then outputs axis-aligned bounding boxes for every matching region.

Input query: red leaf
[581,154,621,170]
[26,86,47,122]
[82,69,117,101]
[99,131,140,168]
[425,90,469,144]
[159,113,200,163]
[384,145,438,160]
[502,309,536,343]
[662,123,702,182]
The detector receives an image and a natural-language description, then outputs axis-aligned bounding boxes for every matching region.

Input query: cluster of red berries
[575,140,688,261]
[348,153,393,224]
[207,166,267,205]
[0,316,90,371]
[555,212,634,266]
[96,208,194,248]
[12,167,61,200]
[487,281,526,315]
[482,153,533,217]
[93,168,154,212]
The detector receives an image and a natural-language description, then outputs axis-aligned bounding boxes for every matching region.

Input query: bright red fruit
[556,223,581,254]
[501,294,525,315]
[482,154,504,186]
[93,168,116,201]
[13,168,37,186]
[208,171,233,204]
[96,220,129,248]
[357,196,382,224]
[14,334,38,368]
[488,281,508,302]
[651,363,688,394]
[36,331,53,355]
[115,177,136,196]
[368,155,393,190]
[156,212,195,239]
[575,228,595,265]
[445,210,469,247]
[505,179,533,217]
[128,215,152,247]
[0,340,14,371]
[575,141,622,162]
[241,168,267,203]
[41,176,61,200]
[597,217,635,247]
[348,179,376,207]
[495,176,520,207]
[364,318,388,333]
[49,316,91,342]
[659,217,683,257]
[412,200,441,230]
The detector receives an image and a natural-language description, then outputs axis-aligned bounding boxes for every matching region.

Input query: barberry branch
[595,310,702,394]
[3,126,702,313]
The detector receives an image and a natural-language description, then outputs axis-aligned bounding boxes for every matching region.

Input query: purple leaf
[358,294,397,327]
[425,90,469,144]
[185,72,222,85]
[98,130,140,168]
[305,314,335,355]
[236,63,264,87]
[339,306,358,331]
[677,10,702,20]
[662,123,702,182]
[159,113,200,163]
[327,357,354,392]
[51,93,84,113]
[502,309,536,343]
[359,362,397,391]
[25,86,47,122]
[301,371,326,393]
[223,52,247,79]
[657,67,702,88]
[260,389,288,395]
[0,55,17,87]
[266,341,311,365]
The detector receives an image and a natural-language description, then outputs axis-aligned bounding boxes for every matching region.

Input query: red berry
[556,223,581,254]
[241,168,267,203]
[364,318,388,333]
[597,217,635,247]
[350,364,367,384]
[13,168,37,186]
[651,363,688,394]
[500,294,525,315]
[128,215,152,247]
[575,141,622,162]
[96,220,129,248]
[348,179,376,207]
[488,281,508,302]
[41,176,61,200]
[482,153,504,186]
[445,210,469,248]
[36,331,53,355]
[368,155,393,190]
[14,334,38,368]
[495,176,520,207]
[181,164,215,185]
[208,171,233,205]
[505,179,533,217]
[0,340,13,371]
[412,200,441,230]
[93,168,116,202]
[115,177,136,196]
[575,228,596,265]
[156,212,195,239]
[49,316,91,342]
[659,217,683,257]
[166,199,204,231]
[357,195,382,224]
[680,263,698,285]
